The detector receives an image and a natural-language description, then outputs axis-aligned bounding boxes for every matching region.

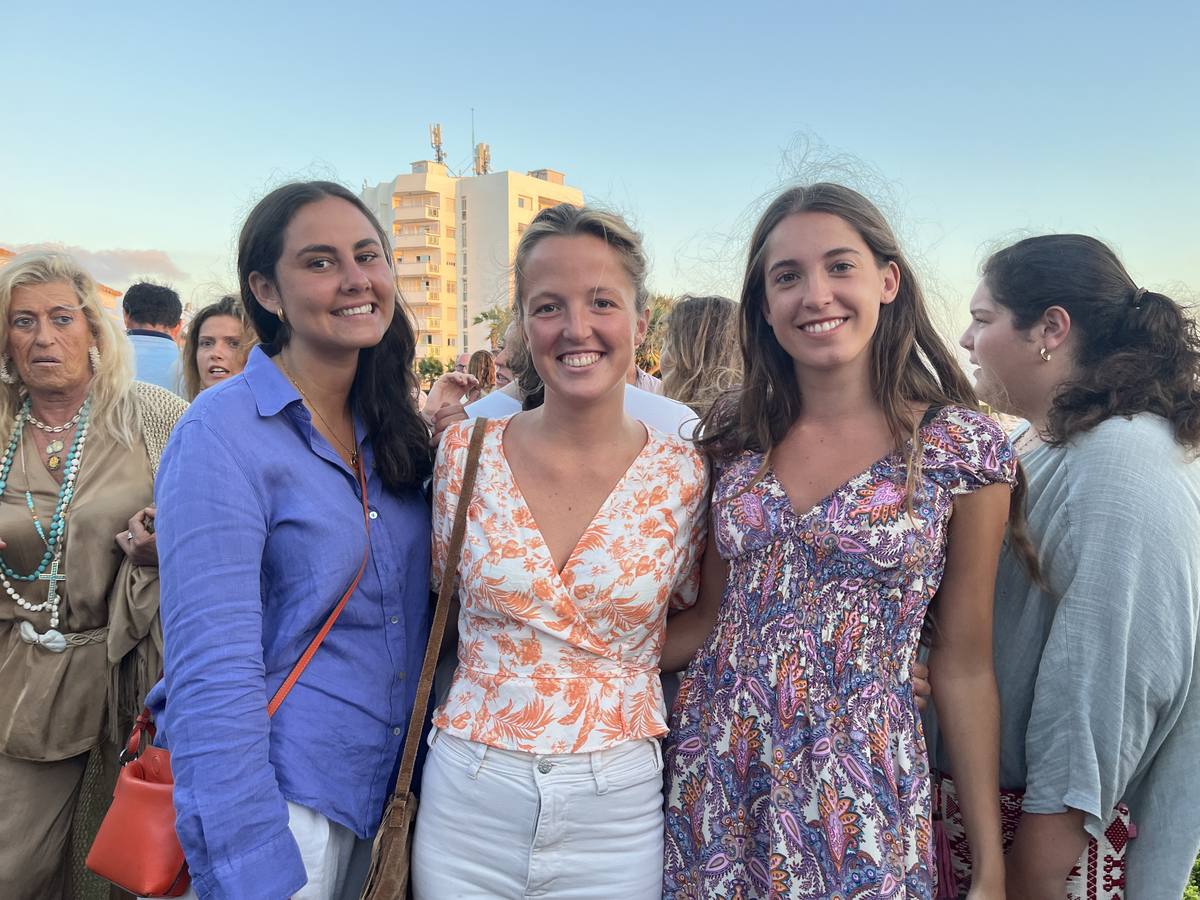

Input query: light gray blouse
[956,413,1200,899]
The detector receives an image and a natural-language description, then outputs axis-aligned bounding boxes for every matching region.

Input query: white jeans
[412,729,665,899]
[169,801,371,900]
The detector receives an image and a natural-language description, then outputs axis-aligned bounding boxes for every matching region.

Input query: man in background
[123,281,183,394]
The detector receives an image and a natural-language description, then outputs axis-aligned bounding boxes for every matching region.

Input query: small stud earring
[0,355,16,385]
[1039,347,1052,362]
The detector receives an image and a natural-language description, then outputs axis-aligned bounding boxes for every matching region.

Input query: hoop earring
[0,355,16,385]
[89,346,102,372]
[275,307,286,324]
[1039,347,1052,362]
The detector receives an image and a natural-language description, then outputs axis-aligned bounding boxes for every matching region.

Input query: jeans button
[537,759,553,774]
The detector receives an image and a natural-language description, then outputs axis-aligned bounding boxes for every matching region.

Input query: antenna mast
[429,123,445,164]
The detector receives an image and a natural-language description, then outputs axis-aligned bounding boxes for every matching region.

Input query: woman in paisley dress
[662,184,1031,899]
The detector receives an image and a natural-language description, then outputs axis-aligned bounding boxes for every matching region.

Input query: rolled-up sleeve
[1021,425,1197,841]
[156,419,306,899]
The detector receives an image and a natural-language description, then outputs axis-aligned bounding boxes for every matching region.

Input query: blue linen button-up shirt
[146,347,430,900]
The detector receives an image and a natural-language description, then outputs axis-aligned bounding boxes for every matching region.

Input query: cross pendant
[38,556,66,607]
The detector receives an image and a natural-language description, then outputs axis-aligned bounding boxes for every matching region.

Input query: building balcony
[402,290,442,306]
[414,317,443,332]
[394,261,440,276]
[390,203,440,221]
[392,232,441,249]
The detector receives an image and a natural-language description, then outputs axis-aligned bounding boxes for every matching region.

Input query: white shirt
[464,384,699,440]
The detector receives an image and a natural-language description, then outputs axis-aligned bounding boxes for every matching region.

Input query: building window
[517,195,532,209]
[425,334,432,344]
[447,337,455,347]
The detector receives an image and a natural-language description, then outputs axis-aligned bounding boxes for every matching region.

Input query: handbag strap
[267,454,372,716]
[392,416,488,800]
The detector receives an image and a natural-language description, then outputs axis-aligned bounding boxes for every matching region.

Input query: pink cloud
[0,242,188,287]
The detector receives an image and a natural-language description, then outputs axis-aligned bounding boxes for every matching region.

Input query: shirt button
[537,759,553,774]
[390,615,399,624]
[393,727,403,736]
[368,509,379,520]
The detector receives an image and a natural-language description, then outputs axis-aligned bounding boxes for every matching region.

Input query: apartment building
[362,163,583,362]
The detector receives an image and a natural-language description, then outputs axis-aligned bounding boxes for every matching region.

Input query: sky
[3,0,1197,343]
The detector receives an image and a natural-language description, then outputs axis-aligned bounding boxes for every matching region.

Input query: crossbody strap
[393,416,488,799]
[267,455,372,716]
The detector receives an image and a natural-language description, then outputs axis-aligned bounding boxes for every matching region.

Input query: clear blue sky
[3,1,1197,337]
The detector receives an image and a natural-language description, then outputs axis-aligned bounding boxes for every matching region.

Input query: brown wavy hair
[661,294,742,417]
[983,234,1200,449]
[467,349,496,393]
[181,295,256,400]
[700,183,1039,578]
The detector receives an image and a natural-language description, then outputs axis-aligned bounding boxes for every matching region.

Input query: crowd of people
[0,178,1196,900]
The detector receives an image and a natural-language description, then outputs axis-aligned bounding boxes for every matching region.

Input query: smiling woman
[0,251,187,900]
[143,181,437,899]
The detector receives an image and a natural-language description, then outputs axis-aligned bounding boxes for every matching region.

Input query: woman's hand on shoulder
[116,506,158,566]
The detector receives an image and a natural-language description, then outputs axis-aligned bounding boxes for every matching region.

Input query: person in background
[412,204,707,899]
[659,293,741,419]
[493,321,518,389]
[123,281,184,395]
[453,351,470,373]
[146,181,441,899]
[0,251,187,899]
[956,233,1200,899]
[466,349,496,395]
[179,294,255,400]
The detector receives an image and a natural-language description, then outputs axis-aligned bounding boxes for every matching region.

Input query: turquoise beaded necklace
[0,397,91,583]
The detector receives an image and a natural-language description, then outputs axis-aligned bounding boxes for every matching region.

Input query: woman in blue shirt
[147,181,439,899]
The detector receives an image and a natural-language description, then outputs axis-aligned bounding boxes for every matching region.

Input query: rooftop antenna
[429,123,445,164]
[473,142,491,176]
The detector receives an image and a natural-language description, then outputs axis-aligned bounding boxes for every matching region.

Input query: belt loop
[590,748,610,795]
[467,738,487,779]
[651,738,664,772]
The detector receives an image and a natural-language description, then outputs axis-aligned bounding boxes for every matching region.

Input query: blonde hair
[510,204,649,407]
[0,251,140,447]
[661,294,742,417]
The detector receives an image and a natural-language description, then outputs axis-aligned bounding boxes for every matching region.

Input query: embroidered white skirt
[412,729,665,899]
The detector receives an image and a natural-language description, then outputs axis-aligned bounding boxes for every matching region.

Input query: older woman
[0,251,187,899]
[180,294,255,400]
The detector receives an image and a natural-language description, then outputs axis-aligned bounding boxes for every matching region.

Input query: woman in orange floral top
[411,204,708,899]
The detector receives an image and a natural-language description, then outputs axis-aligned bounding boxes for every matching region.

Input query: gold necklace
[279,358,359,467]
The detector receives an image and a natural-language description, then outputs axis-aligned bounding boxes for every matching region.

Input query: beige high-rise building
[362,162,583,363]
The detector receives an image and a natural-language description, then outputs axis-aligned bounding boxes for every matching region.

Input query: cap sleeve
[922,406,1018,496]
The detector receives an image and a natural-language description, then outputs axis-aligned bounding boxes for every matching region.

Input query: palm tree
[636,293,675,376]
[472,304,514,349]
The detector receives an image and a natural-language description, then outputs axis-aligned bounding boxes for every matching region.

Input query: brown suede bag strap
[393,417,487,799]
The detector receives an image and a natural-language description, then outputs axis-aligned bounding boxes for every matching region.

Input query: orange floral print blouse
[431,416,709,754]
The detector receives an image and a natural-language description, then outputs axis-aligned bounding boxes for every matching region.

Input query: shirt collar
[127,328,176,340]
[242,345,302,417]
[241,345,369,451]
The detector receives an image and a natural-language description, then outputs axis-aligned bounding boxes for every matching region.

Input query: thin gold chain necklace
[279,358,358,467]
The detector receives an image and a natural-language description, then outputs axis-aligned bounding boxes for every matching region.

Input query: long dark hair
[984,234,1200,449]
[237,181,431,488]
[701,183,1039,578]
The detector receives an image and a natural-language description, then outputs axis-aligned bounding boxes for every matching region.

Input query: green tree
[416,356,445,389]
[636,292,675,376]
[472,304,514,349]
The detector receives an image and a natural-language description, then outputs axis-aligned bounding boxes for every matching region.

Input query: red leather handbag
[86,459,372,897]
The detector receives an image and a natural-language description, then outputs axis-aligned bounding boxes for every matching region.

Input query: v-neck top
[431,415,709,754]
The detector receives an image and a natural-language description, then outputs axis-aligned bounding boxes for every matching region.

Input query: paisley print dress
[663,406,1016,899]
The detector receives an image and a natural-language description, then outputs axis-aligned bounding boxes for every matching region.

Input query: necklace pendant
[46,440,64,455]
[47,455,61,471]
